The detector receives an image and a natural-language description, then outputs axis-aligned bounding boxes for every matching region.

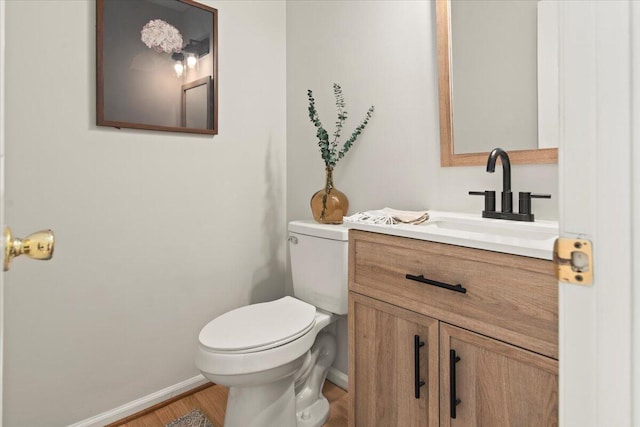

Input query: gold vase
[310,167,349,224]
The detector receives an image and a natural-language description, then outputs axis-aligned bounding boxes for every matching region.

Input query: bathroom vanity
[347,214,558,426]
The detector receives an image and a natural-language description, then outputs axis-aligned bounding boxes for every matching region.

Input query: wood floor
[109,381,348,427]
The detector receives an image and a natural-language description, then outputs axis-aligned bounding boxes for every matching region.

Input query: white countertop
[345,210,558,260]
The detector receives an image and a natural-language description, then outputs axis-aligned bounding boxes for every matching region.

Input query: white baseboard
[67,375,210,427]
[326,367,348,391]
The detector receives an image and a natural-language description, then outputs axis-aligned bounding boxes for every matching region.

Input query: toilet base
[224,375,297,427]
[296,395,330,427]
[216,357,305,427]
[294,329,337,426]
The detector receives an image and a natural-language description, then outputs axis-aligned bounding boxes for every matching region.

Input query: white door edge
[559,1,635,426]
[632,2,640,424]
[0,0,6,424]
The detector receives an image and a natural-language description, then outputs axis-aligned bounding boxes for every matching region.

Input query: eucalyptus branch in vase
[307,83,374,223]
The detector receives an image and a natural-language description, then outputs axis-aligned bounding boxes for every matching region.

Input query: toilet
[195,220,348,427]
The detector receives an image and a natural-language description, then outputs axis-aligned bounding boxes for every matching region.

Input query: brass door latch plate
[554,238,593,285]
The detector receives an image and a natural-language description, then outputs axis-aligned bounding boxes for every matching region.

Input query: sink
[419,215,558,241]
[345,210,559,259]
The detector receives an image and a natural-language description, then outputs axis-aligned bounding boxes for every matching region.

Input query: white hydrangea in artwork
[140,19,183,53]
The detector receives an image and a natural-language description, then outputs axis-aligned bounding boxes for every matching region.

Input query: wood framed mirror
[436,0,558,166]
[97,0,218,135]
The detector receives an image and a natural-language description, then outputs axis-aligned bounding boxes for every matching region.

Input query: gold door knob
[4,227,55,271]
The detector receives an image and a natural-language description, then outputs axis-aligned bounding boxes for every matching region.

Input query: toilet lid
[199,296,317,353]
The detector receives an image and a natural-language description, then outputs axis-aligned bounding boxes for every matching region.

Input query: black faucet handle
[469,190,496,212]
[519,192,551,215]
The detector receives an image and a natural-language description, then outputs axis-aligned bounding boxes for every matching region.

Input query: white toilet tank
[288,220,349,315]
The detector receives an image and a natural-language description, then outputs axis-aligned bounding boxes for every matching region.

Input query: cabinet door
[440,323,558,427]
[349,293,439,427]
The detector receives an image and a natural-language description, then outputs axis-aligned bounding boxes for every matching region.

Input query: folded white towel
[344,207,429,225]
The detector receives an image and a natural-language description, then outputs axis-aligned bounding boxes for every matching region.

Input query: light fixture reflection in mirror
[187,54,197,69]
[436,0,557,166]
[97,0,218,135]
[172,52,185,78]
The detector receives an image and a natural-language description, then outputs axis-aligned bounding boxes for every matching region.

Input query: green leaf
[307,85,374,168]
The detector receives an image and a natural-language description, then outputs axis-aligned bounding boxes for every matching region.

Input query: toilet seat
[196,308,335,378]
[199,296,316,354]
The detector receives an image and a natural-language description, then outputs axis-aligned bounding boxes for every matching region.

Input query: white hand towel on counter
[343,207,429,225]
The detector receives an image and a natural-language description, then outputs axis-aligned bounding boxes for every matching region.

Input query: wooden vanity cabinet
[348,230,558,427]
[440,324,558,427]
[350,293,439,427]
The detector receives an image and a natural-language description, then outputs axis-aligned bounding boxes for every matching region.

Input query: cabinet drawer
[349,230,558,359]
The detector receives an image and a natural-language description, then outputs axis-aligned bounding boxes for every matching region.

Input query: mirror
[97,0,218,135]
[436,0,558,166]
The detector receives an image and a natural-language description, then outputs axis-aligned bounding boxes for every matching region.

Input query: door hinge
[553,237,593,285]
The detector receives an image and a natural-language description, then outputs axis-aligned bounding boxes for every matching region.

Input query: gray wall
[286,0,558,378]
[3,1,286,426]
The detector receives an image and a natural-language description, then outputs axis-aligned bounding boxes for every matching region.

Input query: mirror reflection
[182,76,212,129]
[437,0,558,166]
[97,0,218,135]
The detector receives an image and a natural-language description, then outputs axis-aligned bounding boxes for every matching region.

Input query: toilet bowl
[196,297,339,427]
[196,221,348,427]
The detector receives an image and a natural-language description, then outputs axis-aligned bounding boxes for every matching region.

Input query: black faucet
[469,148,551,222]
[486,148,513,213]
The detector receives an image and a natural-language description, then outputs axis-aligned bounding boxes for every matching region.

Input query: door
[558,1,638,425]
[440,323,558,427]
[0,1,6,424]
[349,293,439,427]
[0,2,56,425]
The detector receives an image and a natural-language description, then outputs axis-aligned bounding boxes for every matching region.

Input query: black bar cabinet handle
[414,335,426,398]
[406,274,467,294]
[450,349,462,418]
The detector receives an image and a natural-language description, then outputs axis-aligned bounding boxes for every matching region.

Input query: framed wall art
[97,0,218,135]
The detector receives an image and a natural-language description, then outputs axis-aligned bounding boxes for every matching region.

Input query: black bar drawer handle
[414,335,426,398]
[450,349,462,418]
[406,274,467,294]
